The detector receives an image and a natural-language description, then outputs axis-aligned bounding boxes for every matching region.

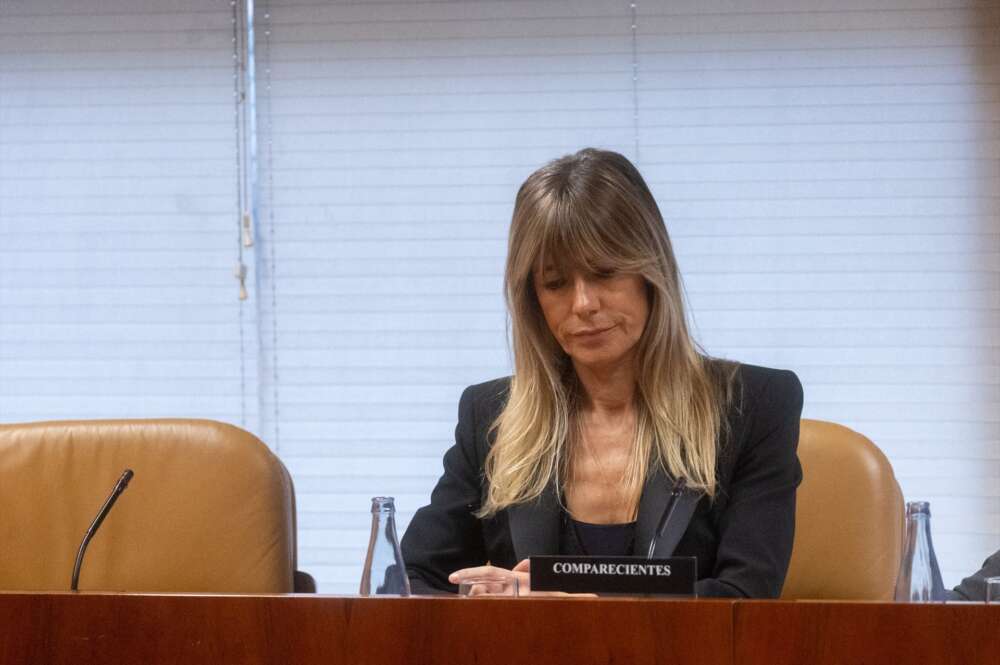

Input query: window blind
[255,0,637,591]
[251,0,996,593]
[634,0,999,586]
[0,1,255,427]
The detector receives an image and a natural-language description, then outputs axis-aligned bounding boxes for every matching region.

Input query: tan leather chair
[0,419,312,593]
[782,419,904,599]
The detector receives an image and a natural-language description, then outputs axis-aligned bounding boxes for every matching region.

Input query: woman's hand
[448,560,531,596]
[448,560,595,597]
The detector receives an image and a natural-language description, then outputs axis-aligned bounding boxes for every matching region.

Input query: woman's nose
[571,276,599,315]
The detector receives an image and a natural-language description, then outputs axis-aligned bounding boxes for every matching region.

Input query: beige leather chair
[0,419,313,593]
[782,419,904,600]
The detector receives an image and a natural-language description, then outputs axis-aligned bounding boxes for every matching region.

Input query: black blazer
[401,363,803,598]
[949,549,1000,601]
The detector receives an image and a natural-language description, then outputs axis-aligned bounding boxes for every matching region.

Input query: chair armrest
[294,570,317,593]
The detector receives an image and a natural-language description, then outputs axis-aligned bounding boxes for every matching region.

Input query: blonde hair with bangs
[479,148,737,518]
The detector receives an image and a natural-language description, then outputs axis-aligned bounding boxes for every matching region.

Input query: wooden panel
[735,601,1000,665]
[6,594,1000,664]
[0,593,734,665]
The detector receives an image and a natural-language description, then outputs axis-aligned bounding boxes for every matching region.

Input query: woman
[400,148,803,598]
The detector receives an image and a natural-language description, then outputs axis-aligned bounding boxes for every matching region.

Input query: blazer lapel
[634,468,702,558]
[507,482,561,562]
[508,470,702,562]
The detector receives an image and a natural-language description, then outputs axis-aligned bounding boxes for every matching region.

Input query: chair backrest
[0,419,297,593]
[781,419,904,600]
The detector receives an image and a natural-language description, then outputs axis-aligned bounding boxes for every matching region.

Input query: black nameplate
[530,556,696,596]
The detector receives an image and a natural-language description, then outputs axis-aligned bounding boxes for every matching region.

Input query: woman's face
[533,261,650,374]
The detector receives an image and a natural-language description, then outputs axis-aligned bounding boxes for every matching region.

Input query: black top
[560,512,636,557]
[400,363,804,598]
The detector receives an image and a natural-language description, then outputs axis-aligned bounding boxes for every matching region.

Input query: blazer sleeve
[696,369,804,598]
[400,385,487,594]
[948,549,1000,601]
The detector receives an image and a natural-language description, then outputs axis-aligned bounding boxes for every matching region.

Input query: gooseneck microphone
[646,478,685,559]
[70,469,134,591]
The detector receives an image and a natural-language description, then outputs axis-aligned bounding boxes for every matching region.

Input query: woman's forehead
[533,250,607,274]
[531,238,653,278]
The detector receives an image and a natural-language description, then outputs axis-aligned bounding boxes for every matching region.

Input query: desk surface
[2,592,997,665]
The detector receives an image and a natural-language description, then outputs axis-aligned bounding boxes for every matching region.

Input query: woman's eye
[542,278,566,290]
[594,268,617,279]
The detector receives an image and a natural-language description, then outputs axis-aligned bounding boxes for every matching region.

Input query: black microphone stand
[71,469,134,592]
[646,478,685,559]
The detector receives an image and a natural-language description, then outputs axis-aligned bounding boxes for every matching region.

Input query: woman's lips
[571,325,615,338]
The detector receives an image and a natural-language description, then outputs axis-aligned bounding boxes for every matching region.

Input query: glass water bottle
[894,501,946,602]
[359,496,411,596]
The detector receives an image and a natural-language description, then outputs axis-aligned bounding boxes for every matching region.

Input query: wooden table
[1,592,997,664]
[735,600,1000,665]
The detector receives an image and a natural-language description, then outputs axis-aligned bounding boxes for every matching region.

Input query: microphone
[646,477,685,559]
[71,469,134,592]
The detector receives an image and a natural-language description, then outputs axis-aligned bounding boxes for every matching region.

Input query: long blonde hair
[479,148,736,518]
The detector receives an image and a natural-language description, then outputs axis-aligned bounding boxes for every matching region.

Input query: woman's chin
[569,349,631,373]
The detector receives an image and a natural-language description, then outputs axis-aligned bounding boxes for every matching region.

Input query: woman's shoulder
[713,362,804,487]
[462,376,511,401]
[730,362,803,405]
[457,365,804,426]
[705,359,803,430]
[459,376,512,420]
[717,361,804,445]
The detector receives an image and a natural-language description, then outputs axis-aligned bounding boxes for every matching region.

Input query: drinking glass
[985,577,1000,603]
[458,576,519,597]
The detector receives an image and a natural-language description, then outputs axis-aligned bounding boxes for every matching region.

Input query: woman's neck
[574,360,637,421]
[567,361,641,524]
